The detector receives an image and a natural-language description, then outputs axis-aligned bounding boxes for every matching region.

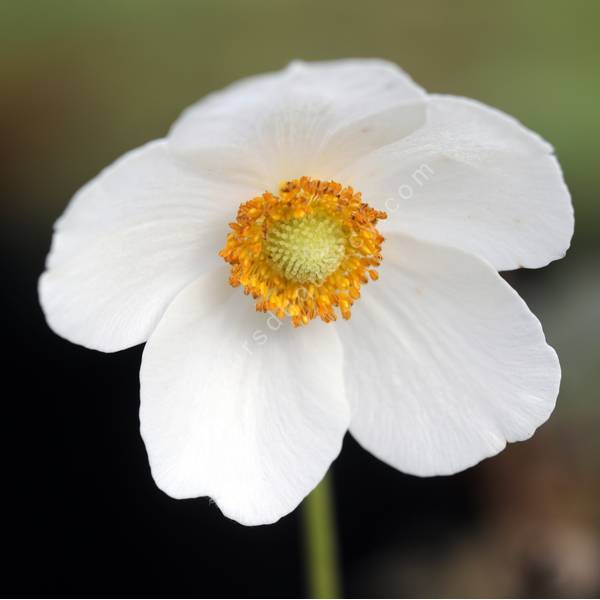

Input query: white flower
[39,59,573,526]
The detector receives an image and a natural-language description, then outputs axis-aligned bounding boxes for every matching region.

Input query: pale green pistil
[266,213,346,284]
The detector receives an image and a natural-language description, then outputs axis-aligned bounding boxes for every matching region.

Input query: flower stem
[302,471,341,599]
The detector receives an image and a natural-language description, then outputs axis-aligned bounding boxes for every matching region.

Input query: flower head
[39,60,573,525]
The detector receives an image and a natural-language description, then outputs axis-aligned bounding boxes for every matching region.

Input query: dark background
[3,1,599,597]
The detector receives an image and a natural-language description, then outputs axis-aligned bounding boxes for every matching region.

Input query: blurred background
[3,0,599,597]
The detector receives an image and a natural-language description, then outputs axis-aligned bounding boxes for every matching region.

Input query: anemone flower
[40,60,573,526]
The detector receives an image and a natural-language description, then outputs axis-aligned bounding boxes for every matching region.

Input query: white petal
[140,268,349,526]
[40,140,252,352]
[337,233,560,476]
[40,220,211,352]
[47,139,252,269]
[169,59,426,191]
[340,95,573,271]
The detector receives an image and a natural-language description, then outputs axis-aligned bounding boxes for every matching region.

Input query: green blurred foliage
[2,0,599,234]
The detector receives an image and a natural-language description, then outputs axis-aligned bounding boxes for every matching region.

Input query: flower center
[219,177,386,326]
[265,213,346,284]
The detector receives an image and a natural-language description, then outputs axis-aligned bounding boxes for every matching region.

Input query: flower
[39,59,573,526]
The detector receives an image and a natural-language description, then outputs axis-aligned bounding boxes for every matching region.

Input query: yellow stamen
[219,177,387,326]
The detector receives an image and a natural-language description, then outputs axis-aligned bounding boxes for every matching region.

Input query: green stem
[302,471,341,599]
